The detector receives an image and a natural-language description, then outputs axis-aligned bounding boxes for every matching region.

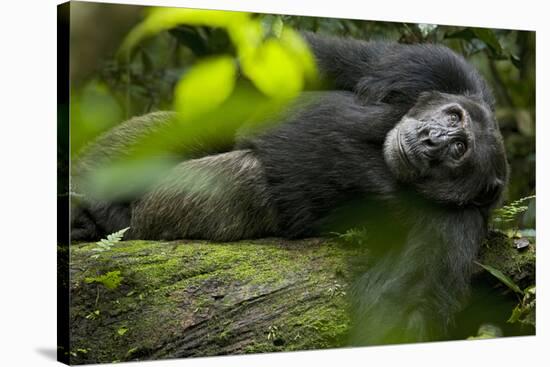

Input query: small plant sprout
[90,227,130,259]
[491,195,535,233]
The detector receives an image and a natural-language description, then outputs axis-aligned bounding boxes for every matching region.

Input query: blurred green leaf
[118,8,250,59]
[279,28,319,85]
[82,84,293,201]
[174,55,237,120]
[241,39,303,98]
[227,17,264,60]
[445,28,503,56]
[71,81,123,156]
[84,157,178,201]
[118,7,317,101]
[472,28,503,55]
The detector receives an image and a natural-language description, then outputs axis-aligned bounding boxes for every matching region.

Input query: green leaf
[118,8,250,59]
[507,305,522,323]
[85,157,178,201]
[475,262,523,294]
[525,285,536,295]
[227,18,263,60]
[471,28,503,55]
[70,81,123,156]
[174,56,237,120]
[279,28,319,85]
[241,39,303,99]
[445,28,502,56]
[117,327,128,336]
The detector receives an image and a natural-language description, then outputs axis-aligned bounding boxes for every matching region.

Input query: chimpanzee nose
[421,129,448,153]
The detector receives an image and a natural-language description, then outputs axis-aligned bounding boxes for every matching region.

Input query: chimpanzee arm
[349,205,487,344]
[303,32,494,108]
[302,31,389,91]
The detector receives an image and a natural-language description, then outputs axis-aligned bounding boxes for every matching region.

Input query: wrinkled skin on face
[384,91,508,207]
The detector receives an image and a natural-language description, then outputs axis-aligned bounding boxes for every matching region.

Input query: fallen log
[62,232,535,364]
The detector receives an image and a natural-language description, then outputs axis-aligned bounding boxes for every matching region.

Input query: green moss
[69,239,365,363]
[479,232,536,289]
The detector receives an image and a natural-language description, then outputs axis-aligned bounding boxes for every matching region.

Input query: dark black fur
[71,33,509,344]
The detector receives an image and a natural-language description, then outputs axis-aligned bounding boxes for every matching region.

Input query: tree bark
[63,232,535,364]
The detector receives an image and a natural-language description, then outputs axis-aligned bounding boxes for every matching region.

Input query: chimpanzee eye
[451,141,466,158]
[448,111,461,124]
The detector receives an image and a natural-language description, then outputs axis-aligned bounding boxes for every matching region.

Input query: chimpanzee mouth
[396,130,417,172]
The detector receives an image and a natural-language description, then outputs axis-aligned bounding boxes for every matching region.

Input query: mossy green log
[68,238,361,364]
[66,233,534,364]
